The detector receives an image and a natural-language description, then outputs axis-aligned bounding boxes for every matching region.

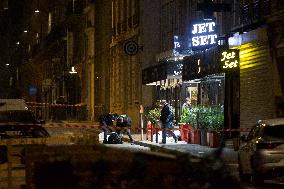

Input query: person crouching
[99,113,118,144]
[116,114,134,144]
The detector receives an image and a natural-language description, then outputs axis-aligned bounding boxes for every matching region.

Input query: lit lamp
[3,0,8,10]
[69,66,77,74]
[34,0,40,13]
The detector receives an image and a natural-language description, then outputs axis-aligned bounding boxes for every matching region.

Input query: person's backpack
[107,132,122,144]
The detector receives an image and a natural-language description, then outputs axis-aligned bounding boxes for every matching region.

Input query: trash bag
[107,132,122,144]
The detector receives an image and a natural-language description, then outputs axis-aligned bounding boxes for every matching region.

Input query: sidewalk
[48,121,238,162]
[124,133,238,162]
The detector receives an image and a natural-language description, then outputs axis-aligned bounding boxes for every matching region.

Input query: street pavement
[45,122,238,162]
[122,133,238,162]
[121,136,284,189]
[45,123,284,189]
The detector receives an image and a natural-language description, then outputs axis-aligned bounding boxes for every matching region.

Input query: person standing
[160,100,177,144]
[182,97,192,110]
[181,97,192,122]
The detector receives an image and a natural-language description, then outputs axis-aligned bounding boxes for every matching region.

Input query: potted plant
[145,102,161,141]
[180,107,190,124]
[180,107,193,142]
[181,106,201,144]
[146,102,161,124]
[206,106,224,147]
[182,105,224,146]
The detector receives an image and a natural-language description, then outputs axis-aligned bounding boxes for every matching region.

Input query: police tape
[44,124,135,131]
[0,123,44,126]
[0,122,251,132]
[26,102,84,107]
[43,123,251,132]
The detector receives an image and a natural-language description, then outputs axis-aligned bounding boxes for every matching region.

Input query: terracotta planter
[200,128,208,146]
[207,132,210,146]
[146,121,157,141]
[192,128,199,144]
[208,132,220,148]
[187,127,192,143]
[180,123,193,143]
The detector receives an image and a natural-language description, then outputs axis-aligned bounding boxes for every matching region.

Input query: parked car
[0,98,29,111]
[0,110,49,138]
[238,118,284,183]
[0,109,44,123]
[0,110,50,163]
[0,124,50,139]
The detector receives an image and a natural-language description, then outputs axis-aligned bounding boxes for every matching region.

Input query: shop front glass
[180,73,225,131]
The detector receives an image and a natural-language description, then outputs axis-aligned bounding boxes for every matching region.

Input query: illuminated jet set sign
[191,20,218,51]
[220,49,240,71]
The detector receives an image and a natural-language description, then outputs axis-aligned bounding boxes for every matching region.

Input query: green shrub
[180,107,191,124]
[146,102,161,123]
[181,105,224,130]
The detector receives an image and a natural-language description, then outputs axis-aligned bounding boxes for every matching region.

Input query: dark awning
[142,60,183,85]
[182,45,226,81]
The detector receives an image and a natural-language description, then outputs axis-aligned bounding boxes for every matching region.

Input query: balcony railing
[240,0,271,26]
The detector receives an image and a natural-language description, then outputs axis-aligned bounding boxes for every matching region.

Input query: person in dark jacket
[116,114,134,144]
[160,100,177,144]
[99,113,118,144]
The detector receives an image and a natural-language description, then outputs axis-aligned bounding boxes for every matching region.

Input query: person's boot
[174,136,177,143]
[103,139,108,144]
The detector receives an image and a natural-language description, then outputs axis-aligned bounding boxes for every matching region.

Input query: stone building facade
[19,0,86,120]
[228,0,284,129]
[18,0,284,129]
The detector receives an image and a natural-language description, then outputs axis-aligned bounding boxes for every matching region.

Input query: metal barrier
[144,122,251,145]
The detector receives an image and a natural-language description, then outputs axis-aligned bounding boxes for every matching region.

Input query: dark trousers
[116,127,134,143]
[161,122,177,144]
[101,126,115,142]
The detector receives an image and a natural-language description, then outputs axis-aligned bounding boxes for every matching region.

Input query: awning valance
[142,61,183,85]
[182,45,226,81]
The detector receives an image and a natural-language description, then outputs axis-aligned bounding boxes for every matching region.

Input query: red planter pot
[192,128,199,144]
[180,124,193,143]
[208,132,220,148]
[146,121,157,141]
